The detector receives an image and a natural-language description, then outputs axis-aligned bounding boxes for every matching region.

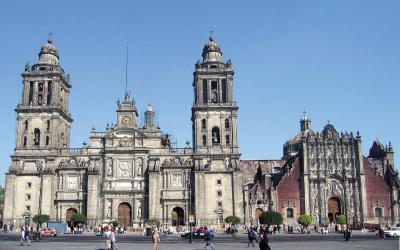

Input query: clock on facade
[121,116,131,126]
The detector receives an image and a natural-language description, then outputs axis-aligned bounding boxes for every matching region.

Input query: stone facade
[3,36,243,229]
[245,117,400,228]
[3,37,399,229]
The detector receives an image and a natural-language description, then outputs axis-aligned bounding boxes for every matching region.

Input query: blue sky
[0,1,399,185]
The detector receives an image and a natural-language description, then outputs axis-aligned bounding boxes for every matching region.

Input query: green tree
[259,211,283,226]
[32,214,49,226]
[110,220,119,228]
[336,215,346,226]
[147,218,160,227]
[297,214,313,232]
[225,215,241,225]
[71,213,87,225]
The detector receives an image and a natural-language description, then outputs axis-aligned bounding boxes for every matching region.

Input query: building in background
[3,37,399,230]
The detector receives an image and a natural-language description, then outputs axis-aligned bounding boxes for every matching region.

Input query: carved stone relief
[118,161,132,177]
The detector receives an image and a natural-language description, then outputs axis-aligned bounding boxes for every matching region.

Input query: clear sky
[0,1,399,185]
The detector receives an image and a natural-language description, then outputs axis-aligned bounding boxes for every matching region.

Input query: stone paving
[0,238,398,250]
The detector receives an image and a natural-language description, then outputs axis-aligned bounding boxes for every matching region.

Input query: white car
[384,227,400,237]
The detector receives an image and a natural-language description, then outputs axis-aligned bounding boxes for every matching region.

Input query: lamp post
[36,161,44,242]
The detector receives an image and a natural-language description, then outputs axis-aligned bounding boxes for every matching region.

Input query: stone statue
[107,206,112,218]
[212,131,219,143]
[107,160,113,176]
[137,205,142,219]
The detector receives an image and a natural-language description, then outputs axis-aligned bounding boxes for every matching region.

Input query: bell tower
[192,35,243,225]
[16,37,73,150]
[192,35,239,163]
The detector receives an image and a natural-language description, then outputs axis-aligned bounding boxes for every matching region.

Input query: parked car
[384,227,400,237]
[40,228,57,236]
[181,227,208,238]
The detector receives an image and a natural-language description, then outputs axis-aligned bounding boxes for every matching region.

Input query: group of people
[246,227,271,250]
[2,223,14,233]
[20,226,32,246]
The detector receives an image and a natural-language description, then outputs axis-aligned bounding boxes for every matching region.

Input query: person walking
[24,227,31,246]
[203,226,215,250]
[20,227,25,246]
[259,228,271,250]
[110,227,118,250]
[152,227,160,250]
[247,227,256,247]
[104,228,112,250]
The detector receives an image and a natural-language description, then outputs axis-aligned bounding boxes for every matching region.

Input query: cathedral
[3,36,399,230]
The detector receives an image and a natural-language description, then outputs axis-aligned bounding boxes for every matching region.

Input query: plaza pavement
[0,232,398,250]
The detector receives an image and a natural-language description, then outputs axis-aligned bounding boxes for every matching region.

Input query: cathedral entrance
[118,202,132,228]
[327,197,341,223]
[66,208,77,227]
[172,207,185,226]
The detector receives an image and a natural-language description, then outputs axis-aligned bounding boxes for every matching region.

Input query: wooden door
[118,203,131,227]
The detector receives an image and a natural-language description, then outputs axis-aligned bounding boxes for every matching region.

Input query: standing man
[152,227,160,250]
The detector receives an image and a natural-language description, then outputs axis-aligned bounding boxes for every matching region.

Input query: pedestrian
[247,227,256,247]
[20,226,25,246]
[110,227,118,250]
[152,227,160,250]
[203,226,215,250]
[259,229,271,250]
[378,227,384,239]
[104,228,112,250]
[25,226,31,246]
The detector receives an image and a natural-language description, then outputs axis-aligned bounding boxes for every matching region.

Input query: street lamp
[36,161,44,242]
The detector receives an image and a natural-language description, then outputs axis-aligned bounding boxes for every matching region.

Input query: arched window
[201,119,206,130]
[286,208,294,218]
[38,82,44,91]
[224,119,230,129]
[33,128,40,146]
[47,81,52,104]
[23,136,27,147]
[46,120,51,131]
[222,79,227,102]
[46,136,50,146]
[375,207,382,218]
[202,80,208,103]
[211,127,220,144]
[202,135,207,146]
[28,82,34,104]
[24,120,28,131]
[225,135,230,145]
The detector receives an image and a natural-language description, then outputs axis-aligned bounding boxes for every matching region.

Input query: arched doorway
[327,197,341,223]
[172,207,185,226]
[66,208,77,227]
[118,203,132,228]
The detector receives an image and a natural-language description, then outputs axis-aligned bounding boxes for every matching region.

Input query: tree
[71,213,87,225]
[146,218,160,227]
[336,215,346,227]
[110,220,119,228]
[297,214,313,233]
[225,215,241,225]
[259,211,283,226]
[32,214,49,226]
